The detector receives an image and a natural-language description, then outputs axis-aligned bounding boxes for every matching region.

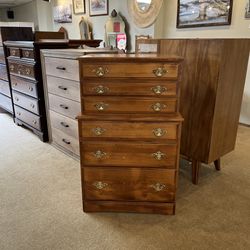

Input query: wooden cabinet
[136,38,250,184]
[0,26,33,114]
[78,54,183,215]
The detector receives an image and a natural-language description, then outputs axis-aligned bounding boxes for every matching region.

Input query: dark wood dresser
[78,54,183,215]
[0,27,33,113]
[136,38,250,184]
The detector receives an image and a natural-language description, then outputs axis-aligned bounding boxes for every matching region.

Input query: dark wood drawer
[49,93,81,119]
[47,75,80,101]
[15,105,41,130]
[82,63,179,79]
[51,127,79,156]
[84,167,176,202]
[0,47,5,64]
[0,64,8,81]
[0,93,12,112]
[21,48,34,60]
[81,142,177,168]
[0,79,10,97]
[8,60,35,80]
[83,81,177,97]
[50,110,78,139]
[13,91,39,115]
[80,121,179,141]
[9,47,20,58]
[10,75,38,98]
[83,97,177,114]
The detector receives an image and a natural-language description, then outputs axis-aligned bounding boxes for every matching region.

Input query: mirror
[128,0,163,28]
[136,0,152,12]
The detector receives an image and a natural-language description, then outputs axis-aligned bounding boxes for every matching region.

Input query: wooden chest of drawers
[78,54,183,215]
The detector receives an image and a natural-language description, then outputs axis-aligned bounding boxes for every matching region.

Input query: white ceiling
[0,0,33,8]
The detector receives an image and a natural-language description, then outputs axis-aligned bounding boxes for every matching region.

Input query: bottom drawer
[83,167,176,202]
[15,105,41,131]
[51,127,80,156]
[0,93,12,112]
[83,201,175,215]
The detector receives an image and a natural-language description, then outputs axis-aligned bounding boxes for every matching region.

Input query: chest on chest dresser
[78,54,183,215]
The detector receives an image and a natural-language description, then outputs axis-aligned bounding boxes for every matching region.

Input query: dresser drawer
[47,75,80,101]
[11,75,38,98]
[83,97,177,114]
[0,93,12,112]
[49,93,80,119]
[15,105,41,130]
[9,60,35,80]
[13,91,39,115]
[50,110,78,139]
[0,64,8,81]
[82,63,179,79]
[0,47,5,64]
[83,81,177,97]
[45,57,79,81]
[9,47,21,58]
[84,167,176,202]
[21,48,34,60]
[81,142,177,168]
[80,121,178,141]
[0,79,10,97]
[51,127,79,156]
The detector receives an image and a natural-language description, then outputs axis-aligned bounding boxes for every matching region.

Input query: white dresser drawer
[48,93,81,119]
[47,75,80,102]
[50,110,78,139]
[45,57,79,81]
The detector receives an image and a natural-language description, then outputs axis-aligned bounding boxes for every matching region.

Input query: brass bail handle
[153,66,168,77]
[93,66,109,77]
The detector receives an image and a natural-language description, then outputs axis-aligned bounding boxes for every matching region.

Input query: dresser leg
[192,160,200,185]
[214,158,221,171]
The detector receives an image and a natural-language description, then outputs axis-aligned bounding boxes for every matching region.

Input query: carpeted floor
[0,113,250,250]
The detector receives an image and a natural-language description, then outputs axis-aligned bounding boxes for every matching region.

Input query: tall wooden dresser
[78,54,183,215]
[0,26,33,113]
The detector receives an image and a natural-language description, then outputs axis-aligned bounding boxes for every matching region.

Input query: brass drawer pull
[28,86,33,91]
[11,50,16,56]
[93,150,107,159]
[153,128,166,137]
[56,66,66,71]
[60,104,69,110]
[13,82,17,86]
[152,103,166,112]
[149,183,167,192]
[153,67,168,77]
[95,102,109,111]
[152,151,166,161]
[24,51,30,57]
[93,85,109,94]
[9,65,14,71]
[60,122,69,128]
[92,66,109,77]
[151,85,167,95]
[62,138,71,145]
[25,68,31,75]
[93,181,108,190]
[92,127,106,136]
[58,86,67,91]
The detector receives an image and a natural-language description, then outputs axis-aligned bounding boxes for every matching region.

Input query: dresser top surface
[79,53,183,63]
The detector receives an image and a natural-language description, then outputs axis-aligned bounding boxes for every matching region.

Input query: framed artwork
[245,0,250,18]
[73,0,86,14]
[177,0,233,28]
[53,4,72,23]
[89,0,109,16]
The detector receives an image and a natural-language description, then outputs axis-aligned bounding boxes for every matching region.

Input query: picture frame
[73,0,86,14]
[89,0,109,17]
[177,0,233,28]
[53,4,72,23]
[245,0,250,18]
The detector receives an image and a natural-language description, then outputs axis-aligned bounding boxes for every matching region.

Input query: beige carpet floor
[0,113,250,250]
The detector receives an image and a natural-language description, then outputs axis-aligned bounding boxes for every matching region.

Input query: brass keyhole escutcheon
[95,102,109,111]
[153,67,168,77]
[153,128,166,137]
[149,183,167,192]
[93,181,108,190]
[152,103,166,112]
[93,67,109,77]
[151,85,167,95]
[93,85,110,94]
[93,150,107,159]
[92,127,106,136]
[152,151,166,161]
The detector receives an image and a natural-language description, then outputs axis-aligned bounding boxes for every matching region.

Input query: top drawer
[82,63,179,80]
[45,57,79,81]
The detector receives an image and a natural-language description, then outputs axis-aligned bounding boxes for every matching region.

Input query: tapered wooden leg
[214,158,221,171]
[192,160,201,185]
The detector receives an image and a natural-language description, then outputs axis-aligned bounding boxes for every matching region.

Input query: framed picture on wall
[177,0,233,28]
[245,0,250,18]
[89,0,109,16]
[73,0,86,14]
[53,4,72,23]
